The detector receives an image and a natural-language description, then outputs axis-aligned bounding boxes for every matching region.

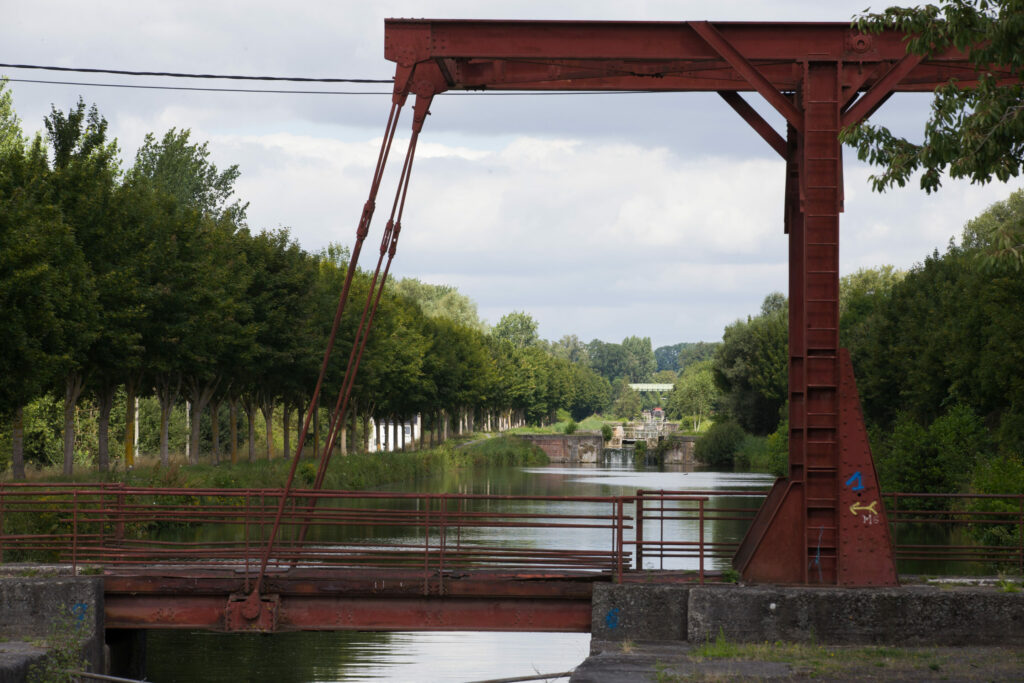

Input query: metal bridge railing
[0,484,635,585]
[3,484,1022,581]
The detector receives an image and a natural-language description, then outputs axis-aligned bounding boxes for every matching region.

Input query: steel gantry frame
[372,19,1006,586]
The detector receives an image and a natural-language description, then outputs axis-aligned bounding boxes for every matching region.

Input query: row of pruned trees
[0,88,611,478]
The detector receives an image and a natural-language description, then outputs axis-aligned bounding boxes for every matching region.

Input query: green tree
[843,1,1024,198]
[492,310,539,349]
[611,380,642,419]
[694,419,746,469]
[132,128,246,222]
[0,90,90,478]
[567,363,611,420]
[621,335,657,382]
[713,293,788,435]
[551,334,589,365]
[676,342,719,373]
[587,340,633,382]
[668,360,720,431]
[391,277,485,331]
[839,265,906,373]
[43,99,113,475]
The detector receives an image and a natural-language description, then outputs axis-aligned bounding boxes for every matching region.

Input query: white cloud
[4,0,1023,347]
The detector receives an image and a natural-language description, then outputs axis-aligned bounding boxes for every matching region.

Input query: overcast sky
[4,1,1020,349]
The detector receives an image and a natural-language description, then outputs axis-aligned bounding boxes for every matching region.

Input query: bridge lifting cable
[250,85,435,602]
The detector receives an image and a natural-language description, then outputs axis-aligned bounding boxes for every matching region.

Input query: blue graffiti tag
[844,471,865,492]
[71,603,89,622]
[604,608,620,630]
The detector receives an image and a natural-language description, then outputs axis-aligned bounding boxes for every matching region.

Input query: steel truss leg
[734,63,897,586]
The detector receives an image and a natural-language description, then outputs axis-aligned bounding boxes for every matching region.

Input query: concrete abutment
[592,582,1024,646]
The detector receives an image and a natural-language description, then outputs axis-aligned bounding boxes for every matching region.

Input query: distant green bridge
[628,383,674,393]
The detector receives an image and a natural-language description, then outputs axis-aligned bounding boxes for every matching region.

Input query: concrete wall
[0,576,104,681]
[592,583,1024,646]
[663,436,696,465]
[515,434,605,463]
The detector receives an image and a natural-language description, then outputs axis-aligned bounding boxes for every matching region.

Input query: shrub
[875,404,993,504]
[694,420,745,470]
[564,419,577,435]
[600,424,613,442]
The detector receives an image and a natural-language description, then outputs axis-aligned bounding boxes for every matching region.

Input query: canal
[144,459,773,682]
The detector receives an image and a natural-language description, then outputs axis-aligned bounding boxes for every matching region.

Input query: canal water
[144,461,772,682]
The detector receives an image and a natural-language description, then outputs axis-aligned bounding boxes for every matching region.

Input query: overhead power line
[4,77,390,95]
[3,77,658,96]
[0,62,393,83]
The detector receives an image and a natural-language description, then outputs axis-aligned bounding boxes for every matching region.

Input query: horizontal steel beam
[386,20,931,63]
[105,593,591,632]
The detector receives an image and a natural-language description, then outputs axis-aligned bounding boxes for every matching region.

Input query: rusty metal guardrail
[3,484,1021,581]
[0,484,636,584]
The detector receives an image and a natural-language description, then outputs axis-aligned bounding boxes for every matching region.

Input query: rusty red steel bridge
[2,484,1024,632]
[2,18,1012,633]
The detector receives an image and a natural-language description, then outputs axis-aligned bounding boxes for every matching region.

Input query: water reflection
[146,630,587,683]
[144,463,771,682]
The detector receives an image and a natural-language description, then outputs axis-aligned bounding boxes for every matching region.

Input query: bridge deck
[102,566,621,632]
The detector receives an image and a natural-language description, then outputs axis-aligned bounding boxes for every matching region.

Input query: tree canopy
[843,1,1024,198]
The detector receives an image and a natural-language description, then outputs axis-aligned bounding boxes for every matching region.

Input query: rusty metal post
[423,495,431,595]
[616,498,625,583]
[115,486,126,546]
[0,483,5,564]
[71,490,78,573]
[635,491,644,570]
[244,492,251,593]
[698,499,705,584]
[1018,495,1023,573]
[439,494,447,595]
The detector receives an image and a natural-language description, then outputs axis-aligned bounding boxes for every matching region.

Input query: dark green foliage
[26,605,89,683]
[844,1,1024,203]
[568,364,611,421]
[694,420,746,470]
[874,405,994,502]
[461,436,548,466]
[654,341,719,373]
[563,419,577,435]
[600,423,613,442]
[712,294,788,435]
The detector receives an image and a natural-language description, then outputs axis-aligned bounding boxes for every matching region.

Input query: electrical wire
[0,62,392,83]
[2,76,664,96]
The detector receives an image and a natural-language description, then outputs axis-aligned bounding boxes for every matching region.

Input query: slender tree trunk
[229,397,239,464]
[296,400,307,457]
[313,400,320,459]
[155,376,181,467]
[393,418,399,452]
[97,386,114,473]
[282,403,290,461]
[124,383,136,467]
[350,410,358,454]
[12,407,26,480]
[361,413,370,453]
[210,400,221,464]
[261,400,274,460]
[63,373,85,476]
[159,401,172,467]
[187,379,219,465]
[243,397,256,462]
[375,419,381,452]
[419,414,425,450]
[340,409,347,456]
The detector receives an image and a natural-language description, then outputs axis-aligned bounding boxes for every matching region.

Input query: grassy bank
[8,436,549,491]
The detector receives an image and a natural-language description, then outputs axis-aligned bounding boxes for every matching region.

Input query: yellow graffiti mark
[849,501,879,516]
